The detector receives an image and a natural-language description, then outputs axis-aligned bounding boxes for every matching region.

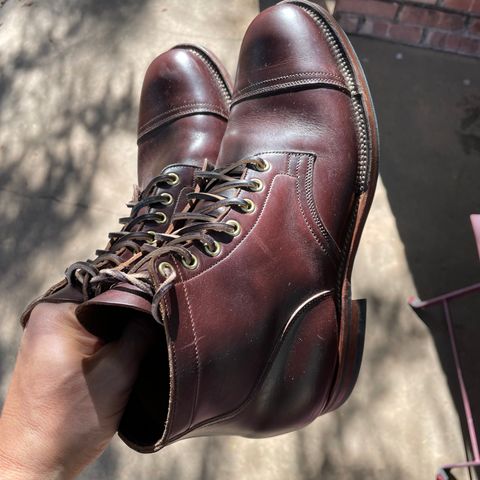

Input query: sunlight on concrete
[0,1,470,479]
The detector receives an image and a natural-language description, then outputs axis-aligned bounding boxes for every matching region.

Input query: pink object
[409,216,480,479]
[471,215,480,262]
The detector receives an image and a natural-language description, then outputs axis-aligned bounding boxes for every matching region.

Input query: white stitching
[235,71,345,95]
[138,104,228,140]
[294,156,328,255]
[175,260,201,429]
[181,152,307,284]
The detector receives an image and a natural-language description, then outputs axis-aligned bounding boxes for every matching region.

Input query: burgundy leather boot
[78,0,378,452]
[20,44,232,327]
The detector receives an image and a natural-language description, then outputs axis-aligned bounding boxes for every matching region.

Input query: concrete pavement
[1,1,478,479]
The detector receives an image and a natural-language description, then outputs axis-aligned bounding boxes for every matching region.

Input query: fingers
[26,302,104,355]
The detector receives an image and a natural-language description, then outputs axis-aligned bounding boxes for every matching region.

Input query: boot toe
[234,2,343,95]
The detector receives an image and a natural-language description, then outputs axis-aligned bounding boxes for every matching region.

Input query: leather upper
[77,0,378,453]
[20,45,232,325]
[137,45,231,189]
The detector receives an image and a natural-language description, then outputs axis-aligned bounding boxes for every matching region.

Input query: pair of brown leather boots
[21,0,378,453]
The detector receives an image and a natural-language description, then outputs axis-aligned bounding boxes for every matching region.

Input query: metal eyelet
[167,172,180,186]
[226,219,241,237]
[161,193,174,205]
[204,240,221,257]
[147,231,157,245]
[256,158,271,172]
[250,178,264,192]
[181,253,198,270]
[155,212,167,224]
[158,261,173,278]
[241,198,256,214]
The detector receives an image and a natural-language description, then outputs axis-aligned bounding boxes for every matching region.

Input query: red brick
[441,0,472,11]
[359,18,424,44]
[426,30,463,50]
[470,0,480,14]
[388,22,424,43]
[336,12,362,33]
[416,0,438,4]
[469,17,480,36]
[425,30,480,55]
[359,17,390,36]
[335,0,399,20]
[399,5,466,30]
[458,35,480,53]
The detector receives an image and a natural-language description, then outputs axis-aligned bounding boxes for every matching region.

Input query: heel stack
[323,297,367,413]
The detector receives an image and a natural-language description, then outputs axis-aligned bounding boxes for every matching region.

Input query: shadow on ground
[0,0,152,477]
[351,36,480,473]
[2,1,478,478]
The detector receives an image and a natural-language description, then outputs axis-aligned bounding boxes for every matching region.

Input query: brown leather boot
[78,0,378,452]
[20,44,232,327]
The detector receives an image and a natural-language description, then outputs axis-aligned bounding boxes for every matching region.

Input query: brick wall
[334,0,480,58]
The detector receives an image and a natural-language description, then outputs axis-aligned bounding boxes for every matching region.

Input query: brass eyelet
[155,212,167,224]
[204,240,221,257]
[147,231,157,245]
[167,172,180,186]
[181,253,198,270]
[250,178,264,192]
[241,198,256,214]
[226,219,241,237]
[161,193,174,206]
[158,261,173,278]
[256,158,271,172]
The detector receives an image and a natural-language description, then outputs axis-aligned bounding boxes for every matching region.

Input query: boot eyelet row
[155,212,168,224]
[256,158,271,172]
[166,172,180,186]
[182,253,198,270]
[226,219,241,237]
[250,178,264,192]
[241,198,256,214]
[158,261,174,278]
[147,231,157,245]
[161,193,174,205]
[204,240,222,257]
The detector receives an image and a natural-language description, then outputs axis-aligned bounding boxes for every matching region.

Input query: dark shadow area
[259,0,279,11]
[289,291,446,479]
[0,0,151,478]
[350,36,480,474]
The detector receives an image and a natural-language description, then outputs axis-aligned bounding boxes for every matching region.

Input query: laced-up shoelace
[90,157,270,322]
[66,171,180,299]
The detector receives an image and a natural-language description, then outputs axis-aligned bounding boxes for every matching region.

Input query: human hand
[0,302,154,479]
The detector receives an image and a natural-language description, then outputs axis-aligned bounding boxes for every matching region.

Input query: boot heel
[323,298,367,413]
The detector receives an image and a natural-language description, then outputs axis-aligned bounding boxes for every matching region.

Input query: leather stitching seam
[235,71,345,95]
[138,104,228,140]
[304,157,341,256]
[232,76,348,105]
[161,317,177,444]
[139,102,227,129]
[294,156,328,256]
[181,152,307,284]
[168,290,334,440]
[175,261,201,431]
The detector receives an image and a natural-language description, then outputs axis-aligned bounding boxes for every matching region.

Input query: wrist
[0,415,68,480]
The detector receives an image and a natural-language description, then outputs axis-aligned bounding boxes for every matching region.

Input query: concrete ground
[0,1,479,479]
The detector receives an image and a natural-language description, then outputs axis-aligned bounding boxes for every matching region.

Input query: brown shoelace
[90,156,269,322]
[66,171,179,299]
